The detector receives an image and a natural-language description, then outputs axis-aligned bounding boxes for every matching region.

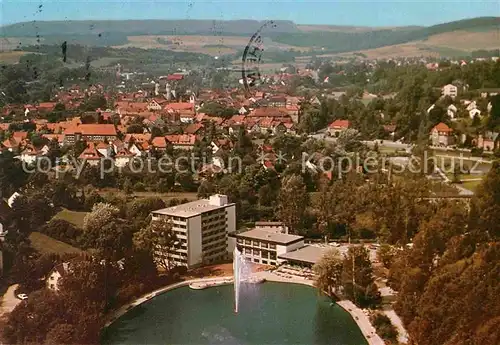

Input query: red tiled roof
[37,102,57,110]
[64,124,117,136]
[167,74,184,81]
[165,102,194,111]
[42,134,64,143]
[79,143,103,160]
[123,133,151,143]
[13,131,28,139]
[151,136,168,149]
[433,122,453,133]
[165,134,196,146]
[329,120,350,129]
[184,123,204,135]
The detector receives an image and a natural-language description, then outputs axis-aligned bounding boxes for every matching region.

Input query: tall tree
[313,248,343,296]
[277,174,309,234]
[133,217,179,271]
[341,246,381,308]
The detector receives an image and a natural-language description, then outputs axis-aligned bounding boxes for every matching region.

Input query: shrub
[41,219,81,245]
[370,313,398,343]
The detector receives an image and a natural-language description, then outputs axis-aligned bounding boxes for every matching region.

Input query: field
[53,209,88,228]
[112,35,308,56]
[0,51,30,64]
[29,232,83,255]
[320,29,500,59]
[97,189,198,203]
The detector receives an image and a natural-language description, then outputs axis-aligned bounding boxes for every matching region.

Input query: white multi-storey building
[151,195,236,268]
[231,228,304,266]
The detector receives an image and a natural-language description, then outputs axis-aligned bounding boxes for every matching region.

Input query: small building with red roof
[328,119,351,137]
[430,122,455,147]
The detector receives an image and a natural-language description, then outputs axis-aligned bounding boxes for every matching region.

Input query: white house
[466,101,477,112]
[469,108,481,119]
[7,192,21,208]
[47,262,71,291]
[447,104,458,119]
[442,84,458,98]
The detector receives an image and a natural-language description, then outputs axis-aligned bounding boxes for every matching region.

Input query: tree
[80,203,132,260]
[277,174,309,233]
[341,246,381,307]
[133,217,179,271]
[313,248,343,296]
[468,161,500,240]
[376,244,397,269]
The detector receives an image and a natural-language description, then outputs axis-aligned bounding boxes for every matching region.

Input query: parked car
[17,294,28,300]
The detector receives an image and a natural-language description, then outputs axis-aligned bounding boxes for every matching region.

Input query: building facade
[231,228,304,266]
[151,195,236,268]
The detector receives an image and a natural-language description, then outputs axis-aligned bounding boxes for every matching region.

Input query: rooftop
[278,245,330,264]
[235,229,303,245]
[152,195,234,218]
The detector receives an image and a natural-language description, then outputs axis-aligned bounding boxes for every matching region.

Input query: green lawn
[98,189,198,203]
[461,180,483,192]
[53,209,88,228]
[29,232,83,255]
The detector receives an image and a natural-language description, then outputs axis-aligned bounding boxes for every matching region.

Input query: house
[211,139,233,155]
[430,122,455,147]
[475,132,498,151]
[96,142,114,158]
[47,262,71,291]
[469,108,481,120]
[114,147,135,168]
[165,134,197,150]
[64,124,118,144]
[79,142,104,166]
[184,123,204,135]
[19,144,43,165]
[151,136,169,151]
[447,104,458,119]
[442,84,458,98]
[328,119,351,137]
[1,137,21,153]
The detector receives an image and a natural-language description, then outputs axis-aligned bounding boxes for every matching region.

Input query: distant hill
[270,17,500,52]
[0,19,300,37]
[0,17,499,57]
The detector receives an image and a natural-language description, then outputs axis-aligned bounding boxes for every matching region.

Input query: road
[308,131,412,151]
[0,284,21,317]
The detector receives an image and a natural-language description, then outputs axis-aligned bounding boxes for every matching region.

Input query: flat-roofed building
[278,245,330,268]
[151,195,236,268]
[231,228,304,266]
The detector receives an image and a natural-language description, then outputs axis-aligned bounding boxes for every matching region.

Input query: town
[0,11,499,345]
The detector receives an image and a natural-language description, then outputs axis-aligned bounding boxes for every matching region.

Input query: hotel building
[151,195,236,268]
[231,225,304,266]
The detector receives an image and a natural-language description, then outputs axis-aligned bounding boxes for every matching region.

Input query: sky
[1,0,499,27]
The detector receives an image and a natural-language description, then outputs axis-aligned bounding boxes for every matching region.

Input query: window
[245,248,251,254]
[252,240,259,246]
[270,252,277,260]
[245,239,251,245]
[254,259,260,263]
[261,242,268,248]
[262,260,268,265]
[270,244,276,249]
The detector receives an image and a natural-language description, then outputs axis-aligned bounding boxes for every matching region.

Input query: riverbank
[105,272,384,345]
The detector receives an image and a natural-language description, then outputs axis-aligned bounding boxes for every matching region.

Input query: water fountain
[233,247,243,313]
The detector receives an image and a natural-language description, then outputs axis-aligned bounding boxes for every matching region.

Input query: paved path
[0,284,21,317]
[338,300,385,345]
[384,309,408,344]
